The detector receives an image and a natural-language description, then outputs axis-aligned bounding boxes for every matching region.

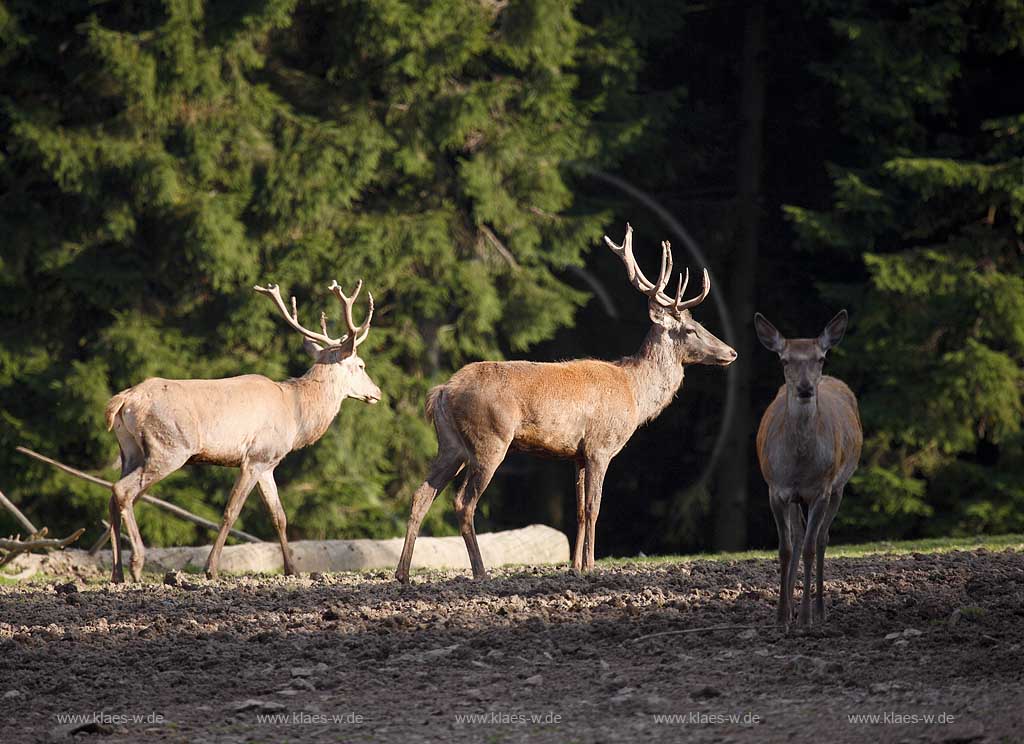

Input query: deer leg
[205,467,262,579]
[814,485,845,622]
[395,454,464,583]
[799,496,829,626]
[121,508,146,583]
[256,470,295,576]
[785,502,803,622]
[582,458,609,572]
[572,461,586,574]
[769,490,793,627]
[108,447,183,583]
[454,453,504,581]
[108,492,125,584]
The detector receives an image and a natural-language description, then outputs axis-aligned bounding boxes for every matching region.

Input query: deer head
[254,279,382,404]
[754,310,848,405]
[604,224,736,366]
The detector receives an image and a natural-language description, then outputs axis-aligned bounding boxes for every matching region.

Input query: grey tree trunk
[714,0,766,550]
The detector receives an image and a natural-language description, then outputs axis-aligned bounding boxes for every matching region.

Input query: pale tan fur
[105,284,380,583]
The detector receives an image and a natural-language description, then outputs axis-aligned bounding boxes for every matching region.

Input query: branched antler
[254,283,341,347]
[328,279,374,349]
[603,223,711,312]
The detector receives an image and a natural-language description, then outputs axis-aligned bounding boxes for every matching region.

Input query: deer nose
[796,383,814,399]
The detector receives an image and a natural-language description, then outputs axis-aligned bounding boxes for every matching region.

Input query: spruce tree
[0,0,628,544]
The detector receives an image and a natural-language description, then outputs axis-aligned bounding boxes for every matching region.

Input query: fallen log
[15,446,263,544]
[92,524,570,575]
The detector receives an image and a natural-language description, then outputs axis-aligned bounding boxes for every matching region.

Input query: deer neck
[784,389,821,454]
[620,325,685,425]
[284,362,349,450]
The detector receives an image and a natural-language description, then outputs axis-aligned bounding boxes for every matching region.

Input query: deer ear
[754,313,784,354]
[337,334,358,359]
[303,338,324,359]
[648,302,677,328]
[818,309,848,351]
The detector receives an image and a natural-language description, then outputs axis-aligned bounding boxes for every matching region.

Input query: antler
[254,283,342,347]
[603,223,711,312]
[328,279,374,348]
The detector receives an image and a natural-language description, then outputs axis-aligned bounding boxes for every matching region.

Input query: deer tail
[424,385,445,425]
[104,390,132,431]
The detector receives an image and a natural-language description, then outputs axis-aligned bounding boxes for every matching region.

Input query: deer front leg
[256,470,295,576]
[768,489,794,627]
[572,462,586,574]
[799,496,829,627]
[205,467,262,580]
[814,485,845,623]
[582,458,609,572]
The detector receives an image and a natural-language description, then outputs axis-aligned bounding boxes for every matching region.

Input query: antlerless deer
[395,224,737,583]
[755,310,862,626]
[104,279,380,583]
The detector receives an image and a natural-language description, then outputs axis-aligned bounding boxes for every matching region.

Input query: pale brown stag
[104,279,380,583]
[755,310,862,627]
[395,224,737,583]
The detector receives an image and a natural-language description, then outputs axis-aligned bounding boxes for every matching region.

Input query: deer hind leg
[109,432,184,583]
[572,461,586,574]
[395,453,465,584]
[256,470,295,576]
[814,485,845,623]
[799,496,829,627]
[204,465,263,580]
[454,440,509,581]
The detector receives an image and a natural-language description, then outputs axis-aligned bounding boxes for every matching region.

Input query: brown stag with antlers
[395,224,737,583]
[105,279,380,583]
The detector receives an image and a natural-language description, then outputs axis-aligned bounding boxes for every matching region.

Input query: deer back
[441,360,643,459]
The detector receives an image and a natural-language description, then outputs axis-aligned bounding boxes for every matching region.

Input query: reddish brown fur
[396,225,738,583]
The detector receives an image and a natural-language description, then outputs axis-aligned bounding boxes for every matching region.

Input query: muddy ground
[1,548,1022,743]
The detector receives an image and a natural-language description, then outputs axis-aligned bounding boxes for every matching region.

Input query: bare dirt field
[2,548,1022,743]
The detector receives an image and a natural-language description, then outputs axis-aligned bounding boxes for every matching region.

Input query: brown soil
[2,549,1022,743]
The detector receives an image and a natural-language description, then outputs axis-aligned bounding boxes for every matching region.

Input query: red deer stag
[104,279,380,583]
[755,310,862,626]
[395,224,737,583]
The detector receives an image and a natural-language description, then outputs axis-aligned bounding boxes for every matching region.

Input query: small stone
[692,685,722,700]
[738,628,757,640]
[3,690,22,699]
[54,581,79,595]
[232,699,286,713]
[322,607,342,621]
[163,570,199,589]
[902,627,922,637]
[947,609,962,628]
[524,674,543,686]
[884,631,902,641]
